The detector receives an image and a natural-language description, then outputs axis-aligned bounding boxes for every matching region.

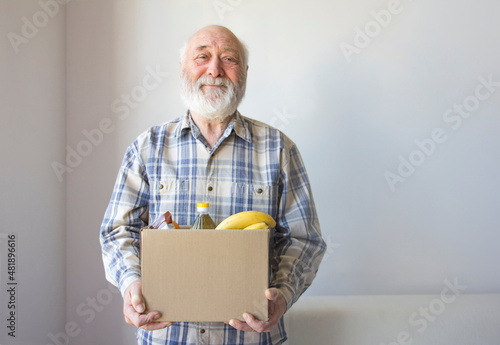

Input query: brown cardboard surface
[141,229,269,322]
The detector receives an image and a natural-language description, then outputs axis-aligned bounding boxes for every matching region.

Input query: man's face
[180,27,247,121]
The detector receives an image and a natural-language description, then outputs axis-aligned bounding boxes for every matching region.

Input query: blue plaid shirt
[100,112,326,345]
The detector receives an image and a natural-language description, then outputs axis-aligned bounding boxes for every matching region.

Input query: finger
[123,304,138,326]
[265,289,277,316]
[228,318,256,332]
[266,288,286,319]
[242,313,269,333]
[124,314,132,325]
[124,304,161,327]
[265,288,278,302]
[127,282,146,314]
[140,321,173,331]
[131,293,145,313]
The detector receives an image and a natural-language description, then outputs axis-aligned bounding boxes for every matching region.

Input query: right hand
[123,281,173,331]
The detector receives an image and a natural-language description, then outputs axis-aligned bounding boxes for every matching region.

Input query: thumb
[130,284,145,313]
[265,288,279,302]
[131,294,145,313]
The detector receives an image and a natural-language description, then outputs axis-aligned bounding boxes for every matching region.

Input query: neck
[190,111,235,148]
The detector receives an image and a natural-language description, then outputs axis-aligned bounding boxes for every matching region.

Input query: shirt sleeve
[270,143,327,310]
[100,142,150,296]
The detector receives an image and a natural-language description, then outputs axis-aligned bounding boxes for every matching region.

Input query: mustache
[196,76,231,88]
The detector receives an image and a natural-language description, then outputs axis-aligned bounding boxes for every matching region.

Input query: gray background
[1,0,499,344]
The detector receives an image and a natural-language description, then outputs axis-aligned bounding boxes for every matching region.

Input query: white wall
[2,0,499,344]
[0,0,66,344]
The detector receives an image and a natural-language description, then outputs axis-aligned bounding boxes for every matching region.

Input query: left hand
[228,288,287,332]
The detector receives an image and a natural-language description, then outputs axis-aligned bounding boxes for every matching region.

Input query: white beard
[180,70,246,121]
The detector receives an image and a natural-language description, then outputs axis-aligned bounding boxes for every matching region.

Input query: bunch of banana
[215,211,276,230]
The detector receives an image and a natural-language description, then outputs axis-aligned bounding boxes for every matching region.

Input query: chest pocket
[149,179,190,224]
[231,183,278,214]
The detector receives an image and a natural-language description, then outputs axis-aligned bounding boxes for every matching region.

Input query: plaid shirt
[100,112,326,345]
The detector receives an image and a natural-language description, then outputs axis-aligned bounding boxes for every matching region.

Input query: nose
[206,57,224,78]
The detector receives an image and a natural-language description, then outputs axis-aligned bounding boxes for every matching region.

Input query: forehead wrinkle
[191,44,240,59]
[194,45,209,52]
[191,34,239,49]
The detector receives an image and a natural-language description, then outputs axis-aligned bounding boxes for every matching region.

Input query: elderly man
[100,25,326,345]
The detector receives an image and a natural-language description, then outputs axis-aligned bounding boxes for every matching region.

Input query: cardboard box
[141,228,270,322]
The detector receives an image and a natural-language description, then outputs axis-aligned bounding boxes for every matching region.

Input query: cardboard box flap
[141,229,269,322]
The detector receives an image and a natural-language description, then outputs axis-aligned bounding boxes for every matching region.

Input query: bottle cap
[197,202,209,208]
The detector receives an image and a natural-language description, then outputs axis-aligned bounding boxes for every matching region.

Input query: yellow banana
[243,222,269,230]
[215,211,276,230]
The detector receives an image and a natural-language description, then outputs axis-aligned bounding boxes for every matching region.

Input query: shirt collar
[175,111,191,138]
[175,110,252,144]
[232,111,251,143]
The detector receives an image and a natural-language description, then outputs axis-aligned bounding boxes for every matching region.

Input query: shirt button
[159,184,164,190]
[208,186,213,192]
[200,329,206,334]
[257,188,263,194]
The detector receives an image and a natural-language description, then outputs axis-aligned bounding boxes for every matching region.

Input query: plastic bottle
[191,202,216,229]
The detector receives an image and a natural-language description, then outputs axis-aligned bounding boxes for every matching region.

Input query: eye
[223,56,237,64]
